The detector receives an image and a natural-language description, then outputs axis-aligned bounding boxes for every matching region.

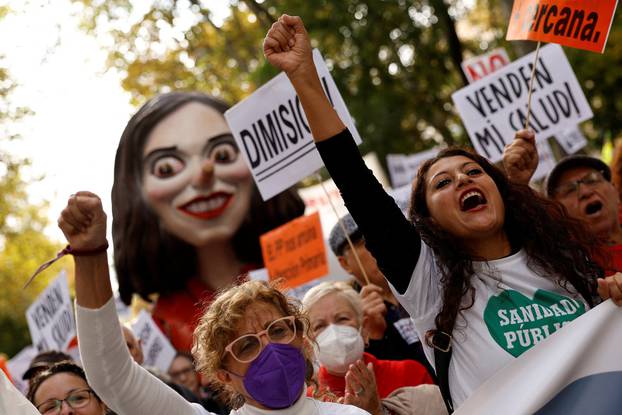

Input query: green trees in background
[74,0,621,161]
[0,6,70,358]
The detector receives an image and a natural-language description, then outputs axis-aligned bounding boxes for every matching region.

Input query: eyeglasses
[224,316,298,363]
[36,388,95,414]
[553,171,606,198]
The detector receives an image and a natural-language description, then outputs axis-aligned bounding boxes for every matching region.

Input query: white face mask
[315,324,365,375]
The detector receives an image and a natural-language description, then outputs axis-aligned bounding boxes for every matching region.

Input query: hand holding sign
[58,191,107,251]
[264,15,314,81]
[503,129,538,185]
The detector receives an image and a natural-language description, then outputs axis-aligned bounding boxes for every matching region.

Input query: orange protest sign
[260,212,328,289]
[506,0,619,53]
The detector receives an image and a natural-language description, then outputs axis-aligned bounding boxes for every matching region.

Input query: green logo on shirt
[484,289,585,357]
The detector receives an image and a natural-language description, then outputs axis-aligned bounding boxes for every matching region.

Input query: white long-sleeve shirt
[76,298,368,415]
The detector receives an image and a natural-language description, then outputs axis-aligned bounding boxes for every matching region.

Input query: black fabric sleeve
[316,128,421,294]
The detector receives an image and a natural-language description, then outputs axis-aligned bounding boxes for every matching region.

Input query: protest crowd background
[1,1,622,414]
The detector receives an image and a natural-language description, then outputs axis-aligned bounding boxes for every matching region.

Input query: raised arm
[502,129,537,185]
[263,16,420,293]
[58,192,208,415]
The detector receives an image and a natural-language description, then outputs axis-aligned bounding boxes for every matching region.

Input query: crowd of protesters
[3,12,622,415]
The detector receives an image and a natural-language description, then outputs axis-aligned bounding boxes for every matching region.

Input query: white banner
[225,49,362,200]
[26,271,75,352]
[386,147,440,188]
[456,300,622,414]
[461,48,511,83]
[131,310,176,373]
[1,370,39,415]
[452,44,593,163]
[556,126,588,155]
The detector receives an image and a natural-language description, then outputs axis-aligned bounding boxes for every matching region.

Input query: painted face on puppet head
[424,155,505,241]
[141,102,253,247]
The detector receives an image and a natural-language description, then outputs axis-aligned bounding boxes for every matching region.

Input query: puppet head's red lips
[178,192,232,219]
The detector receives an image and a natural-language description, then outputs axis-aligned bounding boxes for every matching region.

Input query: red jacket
[152,278,215,352]
[313,352,434,399]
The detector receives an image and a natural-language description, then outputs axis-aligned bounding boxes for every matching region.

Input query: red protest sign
[506,0,619,53]
[461,48,511,83]
[260,212,328,288]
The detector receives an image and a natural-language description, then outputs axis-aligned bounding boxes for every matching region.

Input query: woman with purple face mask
[58,192,369,415]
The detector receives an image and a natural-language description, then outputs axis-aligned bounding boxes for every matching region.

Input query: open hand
[263,14,313,79]
[58,191,107,250]
[360,284,387,339]
[503,129,537,185]
[597,273,622,306]
[340,360,382,415]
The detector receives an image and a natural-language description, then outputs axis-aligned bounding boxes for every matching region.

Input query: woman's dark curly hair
[112,92,305,304]
[409,147,602,339]
[27,361,105,409]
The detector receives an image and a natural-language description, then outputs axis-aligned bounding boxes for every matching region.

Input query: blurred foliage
[73,0,621,166]
[0,7,71,358]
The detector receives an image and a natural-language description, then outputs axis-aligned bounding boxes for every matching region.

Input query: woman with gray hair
[303,282,445,415]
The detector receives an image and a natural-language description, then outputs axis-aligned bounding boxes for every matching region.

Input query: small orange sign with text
[260,212,328,288]
[506,0,618,53]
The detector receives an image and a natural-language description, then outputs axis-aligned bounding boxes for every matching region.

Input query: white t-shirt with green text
[389,243,588,407]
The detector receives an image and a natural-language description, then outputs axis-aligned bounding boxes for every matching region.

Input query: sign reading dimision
[225,49,362,200]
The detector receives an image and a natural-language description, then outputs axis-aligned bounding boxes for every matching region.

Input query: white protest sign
[461,48,511,83]
[386,147,440,188]
[225,49,362,200]
[456,301,622,414]
[388,184,413,217]
[452,44,593,163]
[531,139,556,183]
[6,346,37,394]
[26,271,75,352]
[131,310,176,372]
[556,126,588,155]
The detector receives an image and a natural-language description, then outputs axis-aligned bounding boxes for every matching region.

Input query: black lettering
[533,4,547,31]
[529,107,549,131]
[543,5,557,33]
[474,125,504,158]
[257,116,283,156]
[272,110,288,150]
[490,78,513,109]
[564,81,581,115]
[466,92,487,117]
[252,123,269,161]
[507,73,523,97]
[480,88,498,114]
[278,104,298,144]
[518,66,534,94]
[240,129,261,168]
[568,10,585,39]
[554,7,571,35]
[580,12,598,41]
[553,90,572,117]
[540,95,560,124]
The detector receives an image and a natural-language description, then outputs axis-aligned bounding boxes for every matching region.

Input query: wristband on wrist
[24,241,109,288]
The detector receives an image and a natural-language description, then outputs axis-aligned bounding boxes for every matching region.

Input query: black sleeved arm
[316,129,421,294]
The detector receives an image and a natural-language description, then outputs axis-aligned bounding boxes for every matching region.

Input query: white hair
[302,281,364,325]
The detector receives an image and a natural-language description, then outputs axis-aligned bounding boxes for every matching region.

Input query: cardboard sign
[131,310,176,372]
[26,271,75,352]
[506,0,619,53]
[461,48,511,83]
[260,212,328,288]
[225,49,362,200]
[452,44,592,163]
[555,126,588,154]
[386,147,440,188]
[531,139,557,182]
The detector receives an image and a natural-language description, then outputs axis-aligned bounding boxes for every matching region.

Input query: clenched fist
[503,129,537,185]
[58,191,107,251]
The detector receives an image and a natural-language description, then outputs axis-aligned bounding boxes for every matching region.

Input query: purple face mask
[242,343,306,409]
